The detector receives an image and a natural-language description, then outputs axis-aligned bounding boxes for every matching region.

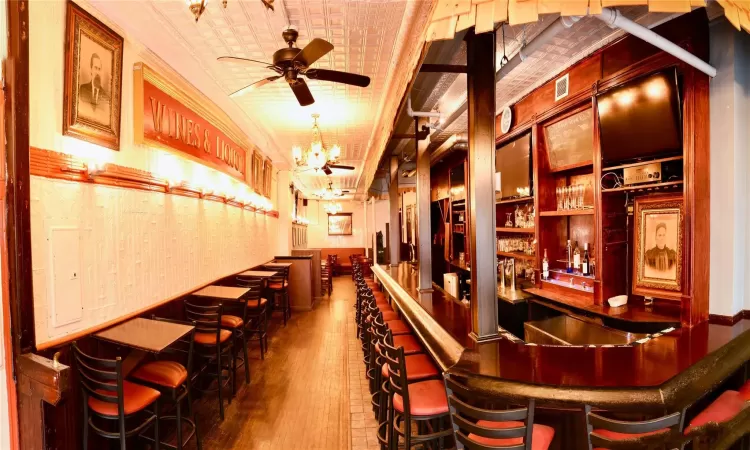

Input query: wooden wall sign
[133,63,249,182]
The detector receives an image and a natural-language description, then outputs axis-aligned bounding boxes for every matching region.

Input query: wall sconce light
[87,161,107,177]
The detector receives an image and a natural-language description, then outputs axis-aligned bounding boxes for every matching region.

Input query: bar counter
[373,263,750,412]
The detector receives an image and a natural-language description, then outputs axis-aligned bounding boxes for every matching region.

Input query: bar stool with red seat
[218,294,250,390]
[383,333,453,450]
[73,341,161,450]
[184,299,234,421]
[584,404,688,450]
[445,372,555,450]
[266,266,291,325]
[236,276,270,360]
[682,388,748,446]
[129,316,201,450]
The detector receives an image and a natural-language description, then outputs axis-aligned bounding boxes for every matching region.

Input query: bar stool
[383,333,453,450]
[129,317,201,450]
[444,373,554,450]
[72,342,161,450]
[236,276,269,360]
[219,295,250,390]
[682,388,748,447]
[184,300,234,420]
[266,266,291,325]
[584,405,688,450]
[321,263,332,296]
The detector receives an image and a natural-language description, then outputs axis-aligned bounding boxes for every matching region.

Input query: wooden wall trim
[709,311,750,326]
[29,147,280,217]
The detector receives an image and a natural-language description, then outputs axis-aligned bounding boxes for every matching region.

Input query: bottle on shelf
[573,241,581,270]
[582,243,590,276]
[566,240,573,273]
[542,249,549,280]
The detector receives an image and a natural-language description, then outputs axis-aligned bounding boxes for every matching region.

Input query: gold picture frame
[263,159,273,198]
[63,1,123,150]
[632,194,684,300]
[252,151,264,194]
[328,213,353,236]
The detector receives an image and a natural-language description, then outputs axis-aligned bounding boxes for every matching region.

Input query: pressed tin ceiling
[90,0,433,196]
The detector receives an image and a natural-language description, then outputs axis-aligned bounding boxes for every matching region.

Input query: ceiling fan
[218,26,371,106]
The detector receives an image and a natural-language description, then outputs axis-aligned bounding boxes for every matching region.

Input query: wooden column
[363,199,369,258]
[415,117,433,292]
[466,29,499,341]
[389,156,401,266]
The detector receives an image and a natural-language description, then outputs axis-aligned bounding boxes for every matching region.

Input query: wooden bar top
[373,263,750,411]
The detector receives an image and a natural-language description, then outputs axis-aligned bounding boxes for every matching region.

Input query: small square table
[192,285,250,300]
[264,262,293,268]
[95,317,194,375]
[238,270,278,278]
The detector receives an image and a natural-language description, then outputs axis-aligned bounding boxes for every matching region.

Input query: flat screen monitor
[495,133,532,200]
[597,68,682,165]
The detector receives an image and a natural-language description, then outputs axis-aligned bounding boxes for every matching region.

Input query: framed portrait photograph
[328,213,353,236]
[633,194,684,299]
[63,1,124,150]
[263,159,273,198]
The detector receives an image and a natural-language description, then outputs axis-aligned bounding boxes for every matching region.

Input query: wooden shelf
[603,155,683,171]
[496,196,534,205]
[548,161,593,173]
[496,227,535,234]
[539,209,594,217]
[601,180,683,194]
[497,251,536,261]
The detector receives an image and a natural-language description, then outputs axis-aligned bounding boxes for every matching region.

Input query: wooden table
[238,270,278,278]
[264,262,293,268]
[192,285,250,300]
[95,317,194,375]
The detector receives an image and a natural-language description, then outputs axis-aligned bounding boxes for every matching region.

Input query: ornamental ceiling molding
[357,0,438,198]
[425,0,748,41]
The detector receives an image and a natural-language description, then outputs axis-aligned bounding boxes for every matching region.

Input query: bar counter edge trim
[372,264,465,371]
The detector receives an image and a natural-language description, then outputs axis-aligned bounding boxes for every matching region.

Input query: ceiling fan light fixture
[186,0,208,22]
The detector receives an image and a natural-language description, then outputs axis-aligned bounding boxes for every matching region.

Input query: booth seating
[321,247,365,275]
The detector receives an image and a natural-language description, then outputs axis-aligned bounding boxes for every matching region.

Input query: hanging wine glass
[505,212,513,227]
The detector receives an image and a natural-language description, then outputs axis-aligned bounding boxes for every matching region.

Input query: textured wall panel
[31,176,277,346]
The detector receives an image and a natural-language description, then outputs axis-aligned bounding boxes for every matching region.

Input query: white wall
[29,0,277,346]
[307,200,365,248]
[709,19,750,316]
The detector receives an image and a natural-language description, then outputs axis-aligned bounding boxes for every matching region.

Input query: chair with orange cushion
[129,316,201,450]
[217,293,250,390]
[584,404,687,450]
[236,276,269,360]
[383,332,453,450]
[265,266,291,325]
[184,299,234,421]
[73,341,161,450]
[445,373,555,450]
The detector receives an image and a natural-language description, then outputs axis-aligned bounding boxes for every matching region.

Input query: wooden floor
[193,276,377,450]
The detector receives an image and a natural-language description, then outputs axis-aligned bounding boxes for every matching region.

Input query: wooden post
[415,117,433,292]
[389,156,401,266]
[466,29,499,341]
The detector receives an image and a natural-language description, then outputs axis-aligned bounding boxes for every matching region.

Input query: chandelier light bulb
[329,144,341,161]
[292,145,302,163]
[186,0,208,22]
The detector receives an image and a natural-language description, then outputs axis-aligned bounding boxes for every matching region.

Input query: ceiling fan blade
[292,38,334,67]
[304,69,370,87]
[327,164,356,170]
[322,165,333,176]
[218,56,274,67]
[289,78,315,106]
[230,76,281,98]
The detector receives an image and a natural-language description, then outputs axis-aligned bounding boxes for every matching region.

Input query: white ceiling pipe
[407,96,442,118]
[595,7,716,78]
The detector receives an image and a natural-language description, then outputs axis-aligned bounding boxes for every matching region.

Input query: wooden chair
[266,266,291,325]
[218,292,250,390]
[585,405,687,450]
[184,300,234,421]
[129,316,201,450]
[444,373,555,450]
[321,263,332,296]
[72,341,161,450]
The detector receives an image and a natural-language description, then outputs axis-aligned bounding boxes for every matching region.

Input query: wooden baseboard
[708,310,750,325]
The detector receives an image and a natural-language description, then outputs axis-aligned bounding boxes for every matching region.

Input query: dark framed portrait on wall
[633,194,684,300]
[252,151,264,194]
[263,159,273,198]
[328,213,353,236]
[63,1,124,150]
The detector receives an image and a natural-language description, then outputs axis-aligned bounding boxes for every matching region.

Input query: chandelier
[324,202,342,214]
[314,181,344,200]
[292,114,341,172]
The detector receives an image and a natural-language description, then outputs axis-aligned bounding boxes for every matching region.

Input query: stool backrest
[267,266,289,286]
[444,373,534,450]
[382,328,411,416]
[585,405,685,450]
[72,341,125,419]
[235,277,263,300]
[184,299,223,344]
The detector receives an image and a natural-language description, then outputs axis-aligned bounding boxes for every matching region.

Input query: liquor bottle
[573,241,581,270]
[566,240,573,273]
[582,243,590,276]
[542,249,549,280]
